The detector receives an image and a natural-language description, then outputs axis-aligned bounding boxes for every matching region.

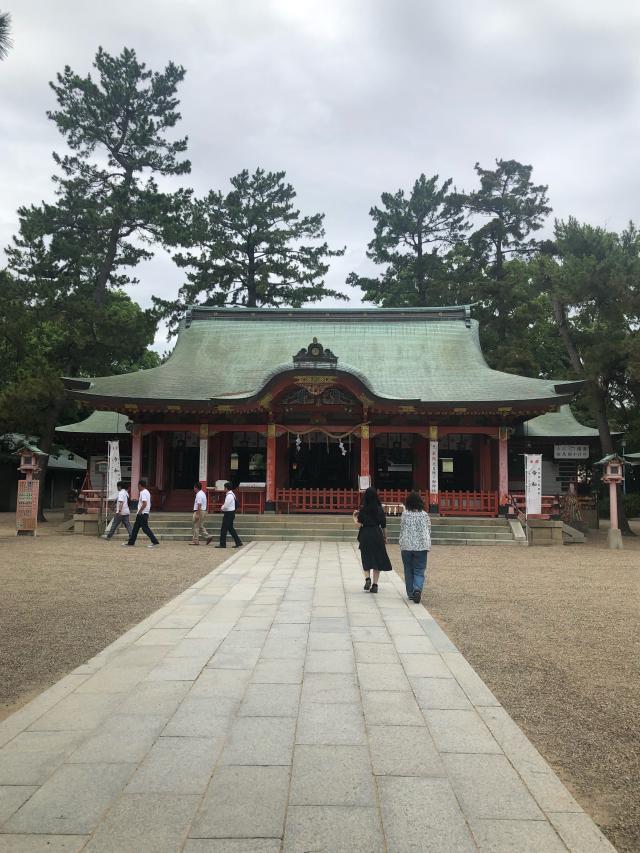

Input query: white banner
[525,454,542,515]
[198,438,208,482]
[106,441,121,501]
[429,440,439,497]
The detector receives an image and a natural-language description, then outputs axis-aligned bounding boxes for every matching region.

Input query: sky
[2,0,640,351]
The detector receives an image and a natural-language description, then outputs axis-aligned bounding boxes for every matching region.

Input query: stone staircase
[111,513,520,545]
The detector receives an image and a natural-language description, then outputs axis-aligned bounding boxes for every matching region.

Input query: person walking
[399,490,432,603]
[353,486,392,593]
[208,482,243,549]
[104,480,132,540]
[122,479,160,548]
[191,481,209,545]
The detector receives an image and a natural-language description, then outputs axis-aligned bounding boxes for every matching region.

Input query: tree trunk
[552,296,634,535]
[93,169,133,307]
[246,240,256,306]
[415,232,426,304]
[94,221,121,307]
[34,394,65,522]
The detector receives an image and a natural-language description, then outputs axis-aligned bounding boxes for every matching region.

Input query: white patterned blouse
[398,510,432,551]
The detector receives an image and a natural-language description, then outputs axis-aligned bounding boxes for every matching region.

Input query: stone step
[153,534,517,545]
[151,516,509,529]
[144,525,513,540]
[155,513,508,526]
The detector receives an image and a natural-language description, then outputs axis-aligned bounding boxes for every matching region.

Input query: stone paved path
[0,542,616,852]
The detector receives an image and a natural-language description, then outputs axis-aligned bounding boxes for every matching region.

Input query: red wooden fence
[274,488,500,516]
[275,488,359,513]
[438,490,498,517]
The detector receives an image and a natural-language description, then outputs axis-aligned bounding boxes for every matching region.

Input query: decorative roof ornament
[292,337,338,369]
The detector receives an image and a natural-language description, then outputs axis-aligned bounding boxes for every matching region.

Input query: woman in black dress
[353,487,393,593]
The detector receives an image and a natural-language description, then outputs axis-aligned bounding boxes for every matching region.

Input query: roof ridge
[185,305,473,326]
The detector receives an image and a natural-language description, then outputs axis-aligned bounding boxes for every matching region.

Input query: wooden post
[429,425,439,513]
[360,425,370,487]
[198,424,208,488]
[130,427,142,500]
[498,427,509,515]
[266,423,276,511]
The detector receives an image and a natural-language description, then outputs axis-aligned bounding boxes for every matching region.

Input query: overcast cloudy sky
[2,0,640,348]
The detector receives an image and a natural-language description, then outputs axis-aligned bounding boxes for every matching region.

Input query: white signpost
[106,440,121,501]
[524,454,542,515]
[429,440,439,496]
[554,444,589,459]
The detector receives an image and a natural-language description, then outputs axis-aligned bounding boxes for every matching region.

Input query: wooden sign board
[16,479,39,535]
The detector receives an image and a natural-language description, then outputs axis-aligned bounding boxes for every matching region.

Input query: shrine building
[62,305,585,516]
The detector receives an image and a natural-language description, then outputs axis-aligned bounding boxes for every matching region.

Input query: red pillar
[498,427,509,514]
[266,424,276,510]
[131,427,142,500]
[360,425,370,487]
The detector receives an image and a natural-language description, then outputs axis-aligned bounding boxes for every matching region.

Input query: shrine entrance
[438,433,475,492]
[171,432,199,489]
[288,432,355,489]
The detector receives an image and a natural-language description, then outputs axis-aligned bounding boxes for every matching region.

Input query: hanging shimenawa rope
[277,424,366,442]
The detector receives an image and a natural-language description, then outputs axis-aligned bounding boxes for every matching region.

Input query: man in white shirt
[191,481,209,545]
[122,478,160,548]
[208,482,243,548]
[104,480,132,540]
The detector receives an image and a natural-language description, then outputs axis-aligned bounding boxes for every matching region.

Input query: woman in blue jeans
[399,491,432,603]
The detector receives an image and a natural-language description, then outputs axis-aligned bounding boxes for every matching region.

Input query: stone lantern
[596,454,625,550]
[14,443,42,535]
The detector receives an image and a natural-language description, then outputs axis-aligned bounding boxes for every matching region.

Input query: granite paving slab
[0,541,615,852]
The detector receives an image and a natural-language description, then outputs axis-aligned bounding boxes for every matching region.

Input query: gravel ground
[390,521,640,853]
[0,513,230,721]
[1,513,638,851]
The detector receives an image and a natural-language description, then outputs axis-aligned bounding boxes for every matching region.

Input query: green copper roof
[64,306,578,407]
[518,406,600,439]
[2,433,87,470]
[56,410,131,435]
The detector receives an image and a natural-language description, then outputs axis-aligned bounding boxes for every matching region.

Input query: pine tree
[347,174,469,307]
[157,168,345,333]
[4,46,189,517]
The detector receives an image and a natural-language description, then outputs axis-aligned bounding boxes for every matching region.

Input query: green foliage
[0,10,12,61]
[157,168,346,333]
[540,217,640,425]
[599,491,640,520]
[347,174,469,306]
[7,46,191,308]
[465,159,551,280]
[1,46,186,489]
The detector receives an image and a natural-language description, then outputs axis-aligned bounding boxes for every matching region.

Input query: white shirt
[116,488,130,516]
[221,491,236,512]
[194,489,207,512]
[138,488,151,515]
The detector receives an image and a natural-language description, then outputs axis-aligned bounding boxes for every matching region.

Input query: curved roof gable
[64,306,577,407]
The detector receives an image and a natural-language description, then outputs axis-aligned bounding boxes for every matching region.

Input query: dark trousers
[401,550,428,597]
[128,513,159,545]
[219,511,242,547]
[106,513,132,539]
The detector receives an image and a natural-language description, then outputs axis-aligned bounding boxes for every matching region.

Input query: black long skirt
[358,525,392,572]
